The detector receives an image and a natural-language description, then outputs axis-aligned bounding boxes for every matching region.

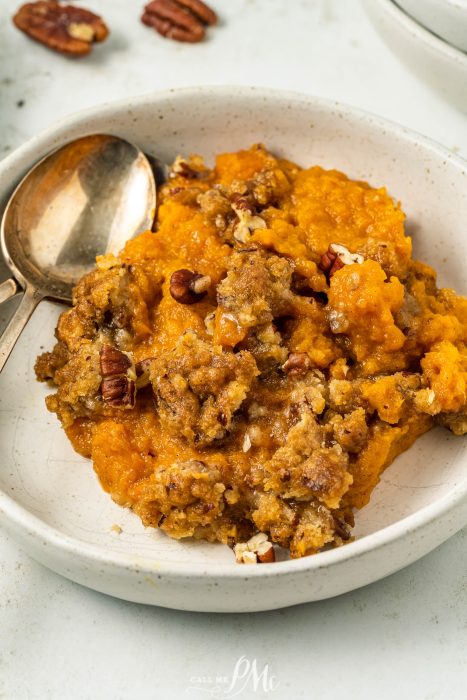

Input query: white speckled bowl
[397,0,467,53]
[0,87,466,612]
[363,0,467,113]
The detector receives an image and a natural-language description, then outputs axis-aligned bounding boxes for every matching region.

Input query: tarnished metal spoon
[0,134,157,373]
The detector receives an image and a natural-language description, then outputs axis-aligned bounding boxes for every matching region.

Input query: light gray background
[0,1,466,698]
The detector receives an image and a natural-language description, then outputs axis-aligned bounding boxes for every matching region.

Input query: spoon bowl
[0,133,156,371]
[2,133,156,301]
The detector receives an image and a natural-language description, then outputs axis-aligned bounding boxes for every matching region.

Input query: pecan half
[282,352,312,377]
[100,345,131,378]
[13,1,109,56]
[101,376,136,408]
[319,243,364,279]
[99,344,137,408]
[142,0,217,43]
[169,269,211,304]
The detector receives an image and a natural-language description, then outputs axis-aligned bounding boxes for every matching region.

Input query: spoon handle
[0,277,21,305]
[0,286,42,374]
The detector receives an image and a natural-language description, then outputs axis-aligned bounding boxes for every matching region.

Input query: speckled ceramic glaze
[398,0,467,53]
[0,87,466,612]
[363,0,467,113]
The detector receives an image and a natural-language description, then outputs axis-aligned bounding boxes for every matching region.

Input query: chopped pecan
[242,432,252,453]
[234,532,276,564]
[257,541,275,563]
[135,357,156,388]
[168,187,184,196]
[282,352,312,377]
[319,243,364,279]
[230,195,267,244]
[142,0,217,43]
[230,193,256,214]
[319,246,343,277]
[204,311,215,336]
[99,345,131,378]
[135,358,155,376]
[13,1,109,55]
[333,517,351,541]
[169,269,211,304]
[169,155,203,179]
[101,376,136,408]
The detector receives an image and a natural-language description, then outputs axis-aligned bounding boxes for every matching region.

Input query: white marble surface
[0,0,466,698]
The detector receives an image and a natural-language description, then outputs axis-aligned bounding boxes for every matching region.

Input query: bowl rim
[397,0,467,18]
[375,0,467,63]
[0,84,466,580]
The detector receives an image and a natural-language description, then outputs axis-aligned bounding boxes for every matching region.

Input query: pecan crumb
[142,0,217,43]
[13,1,109,55]
[282,352,312,377]
[242,432,252,453]
[230,193,255,214]
[256,541,275,563]
[135,358,156,389]
[170,269,211,304]
[204,311,215,336]
[319,243,364,279]
[230,195,267,244]
[333,517,351,541]
[135,358,155,376]
[169,155,203,179]
[234,532,276,564]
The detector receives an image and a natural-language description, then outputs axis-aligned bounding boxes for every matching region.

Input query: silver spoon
[0,134,157,374]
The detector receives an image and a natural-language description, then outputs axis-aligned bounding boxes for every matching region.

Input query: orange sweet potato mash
[35,145,467,560]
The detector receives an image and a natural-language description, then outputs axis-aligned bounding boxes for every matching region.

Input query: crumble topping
[35,144,467,560]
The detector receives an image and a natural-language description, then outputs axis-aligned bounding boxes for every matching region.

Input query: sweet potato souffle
[35,144,467,562]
